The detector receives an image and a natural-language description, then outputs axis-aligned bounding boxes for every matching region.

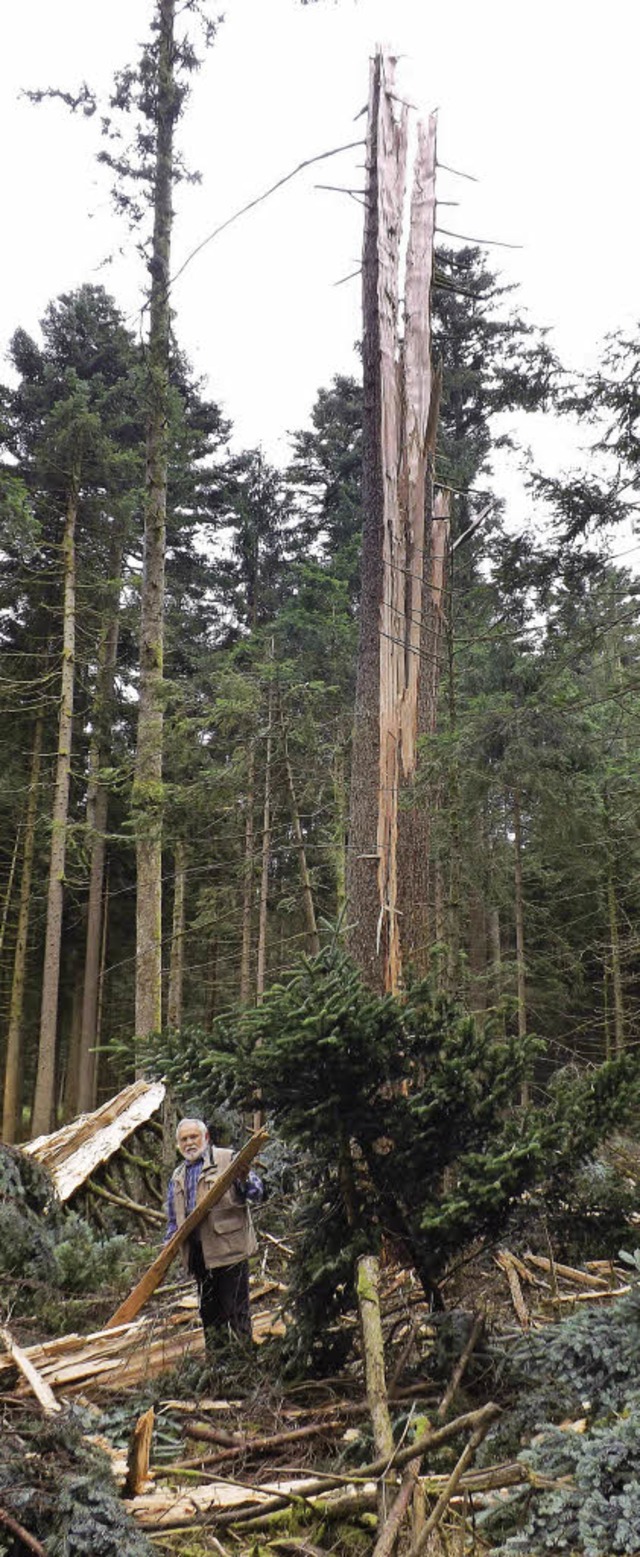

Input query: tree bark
[280,703,320,955]
[256,685,273,1003]
[356,1253,394,1521]
[0,824,21,969]
[239,742,255,1002]
[332,741,347,920]
[347,51,437,992]
[512,787,529,1102]
[134,0,176,1044]
[78,538,123,1113]
[606,855,624,1054]
[2,717,43,1142]
[32,484,78,1136]
[167,840,186,1029]
[63,963,84,1120]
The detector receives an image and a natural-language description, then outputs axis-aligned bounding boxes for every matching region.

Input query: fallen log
[524,1253,612,1290]
[106,1127,268,1328]
[24,1079,166,1201]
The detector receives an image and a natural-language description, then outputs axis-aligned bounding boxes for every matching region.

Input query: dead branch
[496,1253,530,1329]
[436,1312,484,1419]
[0,1507,48,1557]
[408,1413,498,1557]
[373,1461,421,1557]
[170,140,366,290]
[0,1325,60,1415]
[524,1253,613,1289]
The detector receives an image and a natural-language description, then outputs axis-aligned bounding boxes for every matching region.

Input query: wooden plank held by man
[106,1127,268,1329]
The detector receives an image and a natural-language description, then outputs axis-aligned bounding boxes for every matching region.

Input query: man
[165,1118,263,1345]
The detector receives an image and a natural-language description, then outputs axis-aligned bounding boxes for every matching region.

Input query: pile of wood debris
[1,1084,634,1555]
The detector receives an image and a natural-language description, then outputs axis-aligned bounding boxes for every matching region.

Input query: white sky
[2,0,639,517]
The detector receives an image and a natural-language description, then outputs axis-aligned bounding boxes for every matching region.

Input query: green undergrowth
[0,1144,146,1333]
[479,1266,640,1555]
[0,1407,153,1557]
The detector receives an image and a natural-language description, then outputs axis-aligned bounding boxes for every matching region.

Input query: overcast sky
[2,0,639,516]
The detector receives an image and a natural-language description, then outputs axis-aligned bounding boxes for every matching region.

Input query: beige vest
[171,1147,257,1270]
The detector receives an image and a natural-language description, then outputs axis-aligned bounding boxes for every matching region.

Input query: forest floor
[2,1101,639,1556]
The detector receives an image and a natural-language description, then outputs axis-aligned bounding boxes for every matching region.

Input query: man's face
[177,1123,207,1162]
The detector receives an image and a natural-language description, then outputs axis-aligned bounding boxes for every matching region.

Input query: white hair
[175,1117,208,1142]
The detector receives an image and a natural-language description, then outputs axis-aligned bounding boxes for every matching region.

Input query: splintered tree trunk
[134,0,175,1044]
[280,705,320,955]
[78,543,123,1114]
[167,841,186,1029]
[512,788,529,1101]
[239,743,255,1002]
[347,49,437,992]
[2,716,43,1141]
[32,485,78,1136]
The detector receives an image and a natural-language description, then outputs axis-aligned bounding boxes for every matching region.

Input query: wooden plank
[0,1325,61,1414]
[106,1127,268,1328]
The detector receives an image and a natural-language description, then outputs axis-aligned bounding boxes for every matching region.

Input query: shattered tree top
[23,1078,166,1201]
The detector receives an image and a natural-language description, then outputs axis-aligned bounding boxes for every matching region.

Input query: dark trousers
[189,1240,252,1339]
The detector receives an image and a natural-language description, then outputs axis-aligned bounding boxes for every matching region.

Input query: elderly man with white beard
[165,1117,263,1346]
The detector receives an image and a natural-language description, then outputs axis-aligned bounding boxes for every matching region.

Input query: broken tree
[347,47,444,993]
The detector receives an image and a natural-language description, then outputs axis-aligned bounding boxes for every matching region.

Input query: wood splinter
[125,1406,155,1497]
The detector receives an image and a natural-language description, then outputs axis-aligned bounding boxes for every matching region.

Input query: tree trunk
[332,741,347,920]
[356,1254,394,1522]
[32,484,78,1136]
[2,716,43,1142]
[606,856,624,1055]
[0,825,21,969]
[239,743,255,1002]
[63,963,84,1120]
[280,704,320,955]
[512,788,529,1102]
[167,841,186,1029]
[133,0,176,1044]
[347,51,436,992]
[256,691,273,1003]
[77,541,123,1114]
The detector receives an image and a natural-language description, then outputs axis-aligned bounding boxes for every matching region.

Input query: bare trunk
[512,788,529,1102]
[167,841,186,1029]
[332,742,347,920]
[347,51,436,991]
[78,546,123,1114]
[607,857,624,1055]
[2,717,43,1142]
[256,694,273,1003]
[63,964,84,1120]
[32,485,78,1136]
[280,705,320,955]
[0,824,21,969]
[445,585,460,999]
[356,1254,393,1521]
[239,743,255,1002]
[134,0,175,1044]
